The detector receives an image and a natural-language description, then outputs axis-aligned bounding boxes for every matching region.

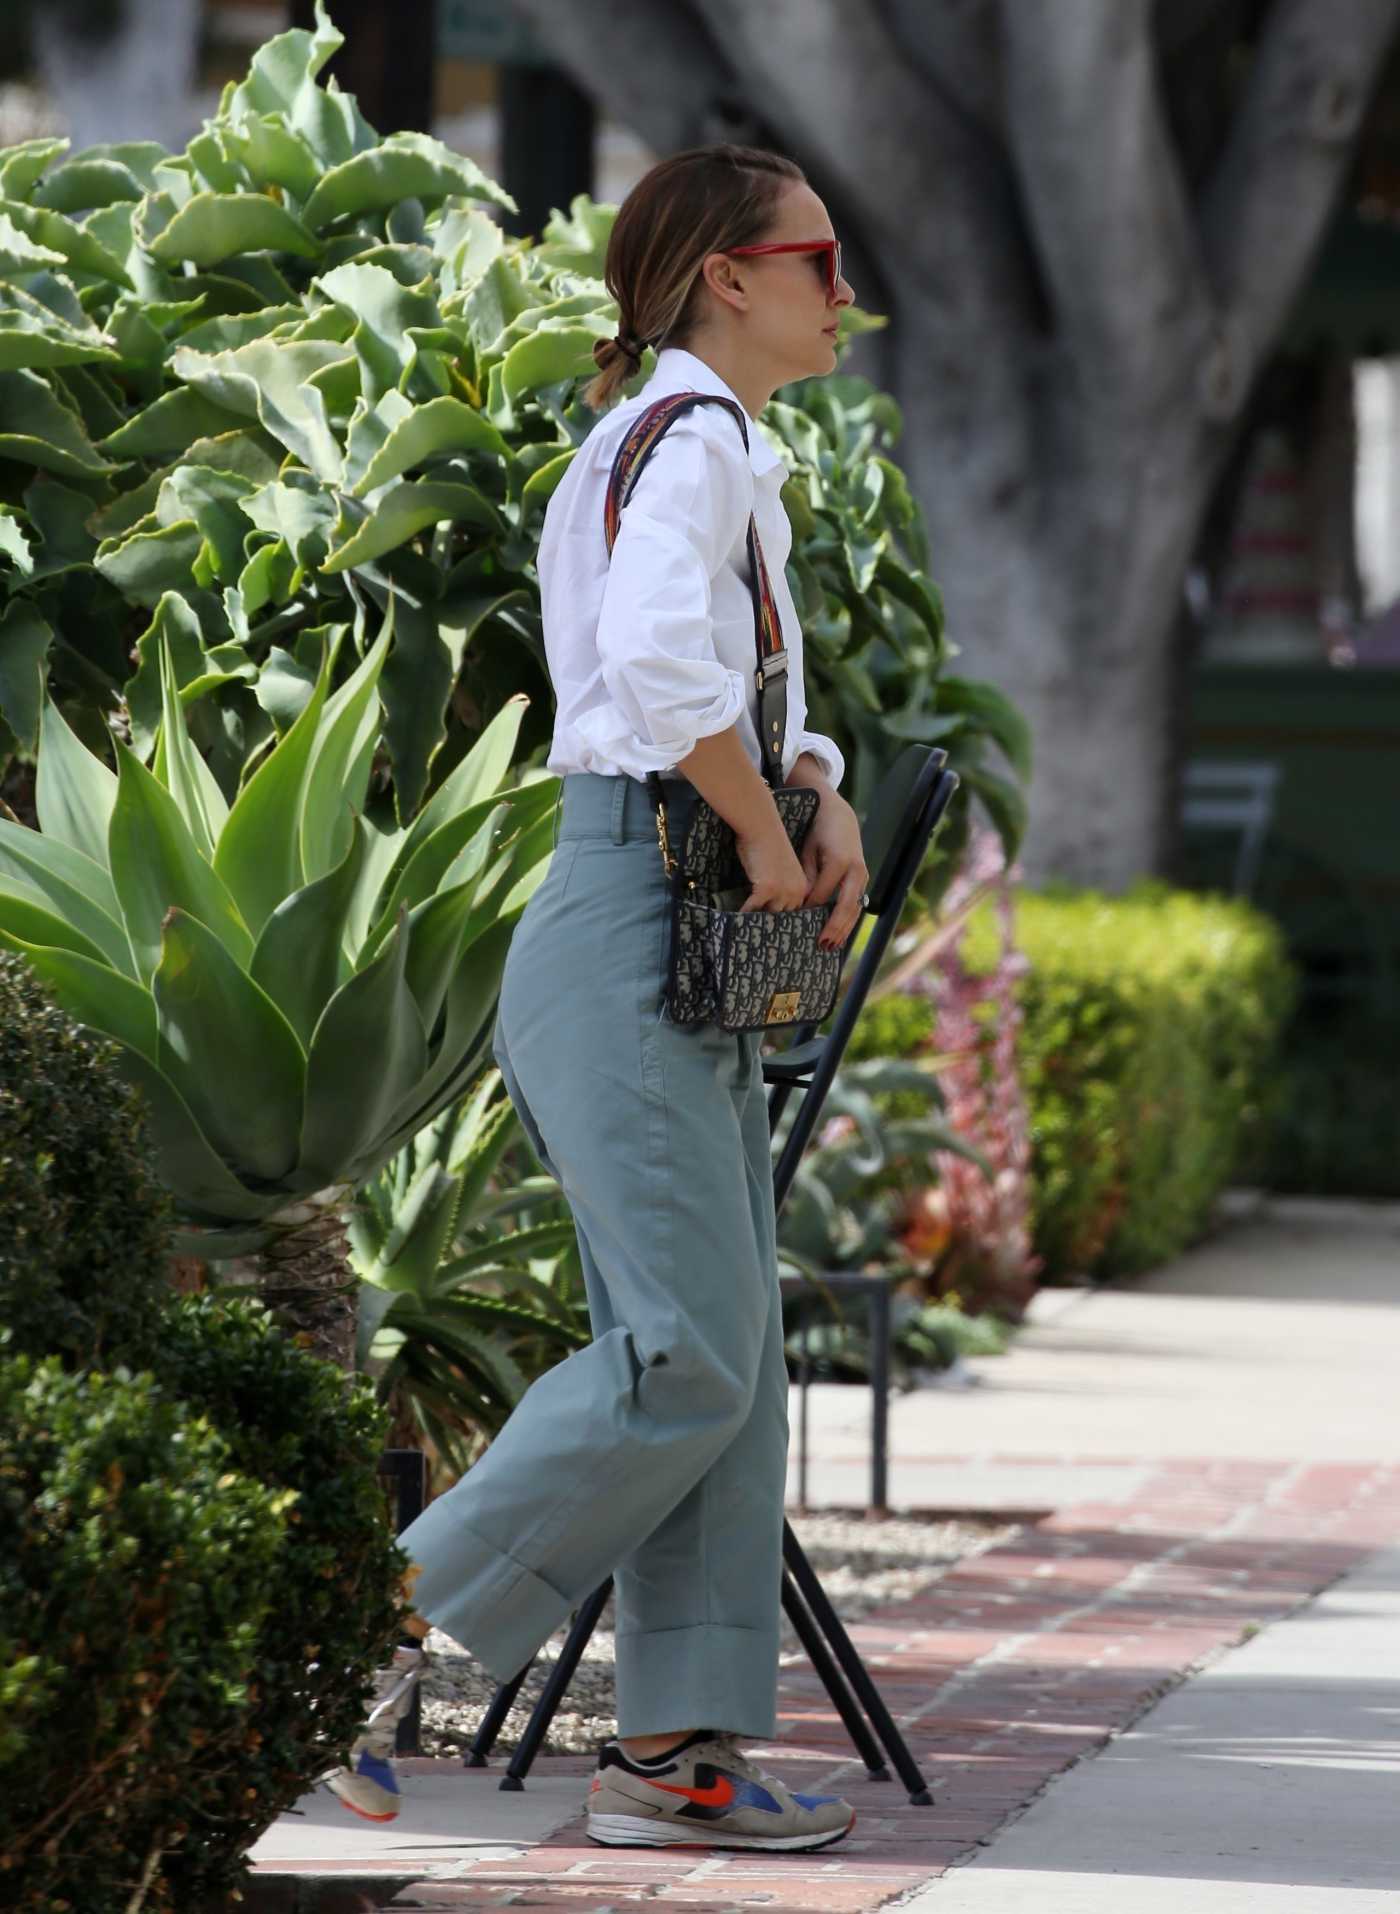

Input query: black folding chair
[465,746,959,1804]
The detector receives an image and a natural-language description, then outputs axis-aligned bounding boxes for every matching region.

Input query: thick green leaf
[960,763,1028,860]
[0,366,122,479]
[146,190,320,266]
[348,393,509,496]
[521,449,574,506]
[299,616,390,881]
[501,323,609,402]
[316,261,441,403]
[301,132,515,230]
[170,337,347,481]
[378,593,464,824]
[0,600,51,752]
[0,283,119,371]
[323,480,495,572]
[154,635,230,857]
[0,933,155,1056]
[125,590,207,759]
[0,139,68,203]
[222,115,321,199]
[153,907,306,1183]
[108,744,253,978]
[298,916,429,1187]
[93,515,204,609]
[0,817,128,973]
[100,386,249,458]
[32,150,152,214]
[368,798,506,946]
[0,504,32,575]
[398,691,530,864]
[400,879,483,1037]
[0,889,113,971]
[249,826,361,1047]
[937,676,1034,783]
[34,695,117,869]
[213,645,331,936]
[0,197,131,284]
[379,916,515,1150]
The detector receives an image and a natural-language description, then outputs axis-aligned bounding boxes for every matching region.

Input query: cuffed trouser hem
[612,1622,779,1740]
[403,1510,573,1684]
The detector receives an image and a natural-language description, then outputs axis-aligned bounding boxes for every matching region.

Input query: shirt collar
[643,347,788,482]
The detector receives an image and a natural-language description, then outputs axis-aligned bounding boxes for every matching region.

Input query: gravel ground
[418,1511,1017,1758]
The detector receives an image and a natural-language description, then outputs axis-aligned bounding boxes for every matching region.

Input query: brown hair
[584,144,806,411]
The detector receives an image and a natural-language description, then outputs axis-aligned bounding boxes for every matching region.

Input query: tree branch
[506,0,740,157]
[1001,0,1213,402]
[1200,0,1400,410]
[691,0,1040,341]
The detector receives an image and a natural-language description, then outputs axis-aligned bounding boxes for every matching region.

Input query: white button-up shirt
[537,346,845,791]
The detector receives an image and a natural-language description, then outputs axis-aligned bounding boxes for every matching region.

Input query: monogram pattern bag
[604,391,849,1034]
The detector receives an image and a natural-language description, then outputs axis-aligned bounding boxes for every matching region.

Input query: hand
[797,788,868,949]
[736,818,811,913]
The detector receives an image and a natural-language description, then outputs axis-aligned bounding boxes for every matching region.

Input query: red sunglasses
[727,238,843,300]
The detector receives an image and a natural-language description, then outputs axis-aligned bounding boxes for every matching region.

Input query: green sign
[438,0,548,64]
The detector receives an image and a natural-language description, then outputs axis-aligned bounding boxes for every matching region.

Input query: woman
[331,143,869,1852]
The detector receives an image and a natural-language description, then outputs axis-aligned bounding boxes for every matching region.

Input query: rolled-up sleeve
[593,417,753,770]
[791,727,845,793]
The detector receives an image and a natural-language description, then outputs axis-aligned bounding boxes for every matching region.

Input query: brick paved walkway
[252,1454,1400,1912]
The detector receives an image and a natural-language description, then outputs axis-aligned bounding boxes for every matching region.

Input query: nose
[831,272,854,309]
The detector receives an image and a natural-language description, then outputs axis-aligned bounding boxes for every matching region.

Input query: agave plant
[350,1066,589,1485]
[0,610,557,1365]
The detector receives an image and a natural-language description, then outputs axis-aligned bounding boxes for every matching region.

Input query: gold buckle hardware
[754,648,789,693]
[765,989,801,1024]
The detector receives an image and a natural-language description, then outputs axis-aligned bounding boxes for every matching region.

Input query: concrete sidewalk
[907,1542,1400,1911]
[249,1192,1400,1911]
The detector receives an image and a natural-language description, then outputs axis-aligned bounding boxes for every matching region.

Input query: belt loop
[551,781,562,850]
[610,776,628,844]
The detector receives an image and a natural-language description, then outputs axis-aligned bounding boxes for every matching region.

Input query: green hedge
[971,882,1297,1278]
[0,952,407,1912]
[852,883,1296,1283]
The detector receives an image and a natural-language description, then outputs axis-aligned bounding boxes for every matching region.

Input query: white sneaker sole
[586,1810,855,1852]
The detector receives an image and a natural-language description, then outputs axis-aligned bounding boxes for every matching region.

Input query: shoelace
[703,1731,792,1799]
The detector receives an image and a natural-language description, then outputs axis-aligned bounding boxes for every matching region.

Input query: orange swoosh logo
[647,1775,735,1808]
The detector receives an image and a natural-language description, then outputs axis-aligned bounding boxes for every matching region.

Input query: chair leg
[781,1567,890,1780]
[463,1657,532,1766]
[498,1578,613,1791]
[783,1522,932,1804]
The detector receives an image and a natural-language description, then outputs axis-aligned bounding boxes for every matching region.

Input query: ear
[697,250,749,317]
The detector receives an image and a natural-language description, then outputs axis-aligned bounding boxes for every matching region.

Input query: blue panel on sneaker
[356,1751,399,1794]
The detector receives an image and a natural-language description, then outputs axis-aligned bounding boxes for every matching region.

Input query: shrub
[0,1354,286,1914]
[0,951,172,1368]
[965,881,1298,1277]
[0,960,408,1911]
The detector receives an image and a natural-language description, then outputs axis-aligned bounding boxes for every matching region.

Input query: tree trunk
[32,0,200,152]
[223,1188,359,1373]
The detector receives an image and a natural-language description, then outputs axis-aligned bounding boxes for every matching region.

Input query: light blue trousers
[398,771,789,1739]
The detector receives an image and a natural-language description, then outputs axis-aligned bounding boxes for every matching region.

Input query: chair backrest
[862,745,949,914]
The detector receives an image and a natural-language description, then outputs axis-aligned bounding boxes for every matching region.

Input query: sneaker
[325,1644,427,1822]
[586,1729,855,1851]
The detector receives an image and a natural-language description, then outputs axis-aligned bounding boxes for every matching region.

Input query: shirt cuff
[789,729,845,793]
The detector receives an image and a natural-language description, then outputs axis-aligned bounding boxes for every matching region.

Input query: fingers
[818,863,869,948]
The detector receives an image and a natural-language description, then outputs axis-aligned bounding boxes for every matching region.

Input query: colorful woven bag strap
[603,390,788,788]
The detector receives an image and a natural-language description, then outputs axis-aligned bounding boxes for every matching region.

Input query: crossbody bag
[603,390,848,1033]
